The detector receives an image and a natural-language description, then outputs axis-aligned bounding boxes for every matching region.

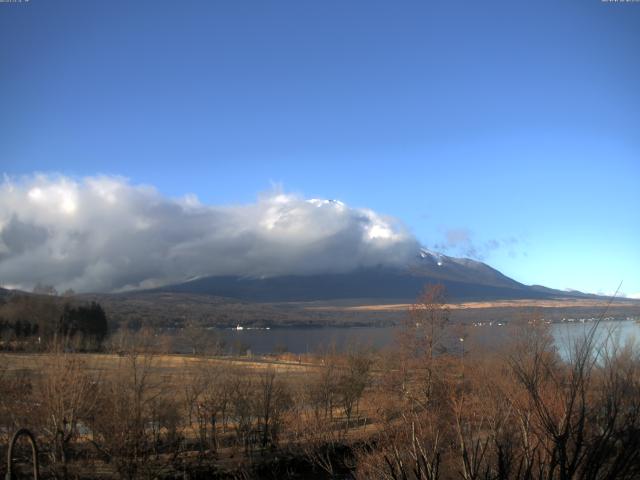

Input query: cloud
[596,290,640,300]
[445,228,472,247]
[432,229,523,261]
[0,174,419,293]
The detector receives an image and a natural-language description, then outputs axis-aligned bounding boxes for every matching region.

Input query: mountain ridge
[147,248,600,303]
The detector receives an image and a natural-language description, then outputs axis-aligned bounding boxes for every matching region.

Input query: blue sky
[1,0,639,295]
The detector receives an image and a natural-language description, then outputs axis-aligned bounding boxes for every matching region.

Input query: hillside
[150,249,595,303]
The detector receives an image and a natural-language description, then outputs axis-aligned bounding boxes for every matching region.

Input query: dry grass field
[0,348,380,479]
[1,351,317,371]
[305,297,640,312]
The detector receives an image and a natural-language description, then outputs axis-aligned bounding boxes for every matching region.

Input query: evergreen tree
[59,302,108,343]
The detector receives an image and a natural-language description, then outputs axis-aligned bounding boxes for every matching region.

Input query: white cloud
[0,174,418,293]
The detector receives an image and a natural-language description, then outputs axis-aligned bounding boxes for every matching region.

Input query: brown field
[0,352,319,379]
[0,348,380,479]
[304,296,640,311]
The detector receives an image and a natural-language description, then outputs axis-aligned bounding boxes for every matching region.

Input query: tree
[399,284,450,409]
[307,349,340,422]
[409,284,450,360]
[90,346,178,480]
[0,293,62,341]
[228,368,254,455]
[37,350,99,479]
[182,320,225,356]
[506,317,640,480]
[255,367,292,448]
[338,349,373,430]
[58,302,108,345]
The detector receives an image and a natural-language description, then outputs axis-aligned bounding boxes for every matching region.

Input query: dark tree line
[0,295,108,347]
[0,318,39,338]
[58,302,108,342]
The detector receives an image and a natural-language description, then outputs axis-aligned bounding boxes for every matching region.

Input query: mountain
[150,248,592,303]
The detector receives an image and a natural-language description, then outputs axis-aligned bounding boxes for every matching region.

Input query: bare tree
[37,348,99,479]
[338,349,373,430]
[227,367,255,456]
[255,367,292,449]
[505,308,640,480]
[174,320,226,356]
[355,410,444,480]
[89,339,177,480]
[401,284,450,409]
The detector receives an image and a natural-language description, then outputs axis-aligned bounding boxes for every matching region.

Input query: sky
[0,0,639,295]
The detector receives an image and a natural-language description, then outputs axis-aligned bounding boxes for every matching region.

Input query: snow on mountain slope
[413,248,524,289]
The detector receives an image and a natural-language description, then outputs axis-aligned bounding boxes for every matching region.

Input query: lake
[216,319,640,356]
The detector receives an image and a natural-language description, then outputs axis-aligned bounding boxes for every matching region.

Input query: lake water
[216,320,640,356]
